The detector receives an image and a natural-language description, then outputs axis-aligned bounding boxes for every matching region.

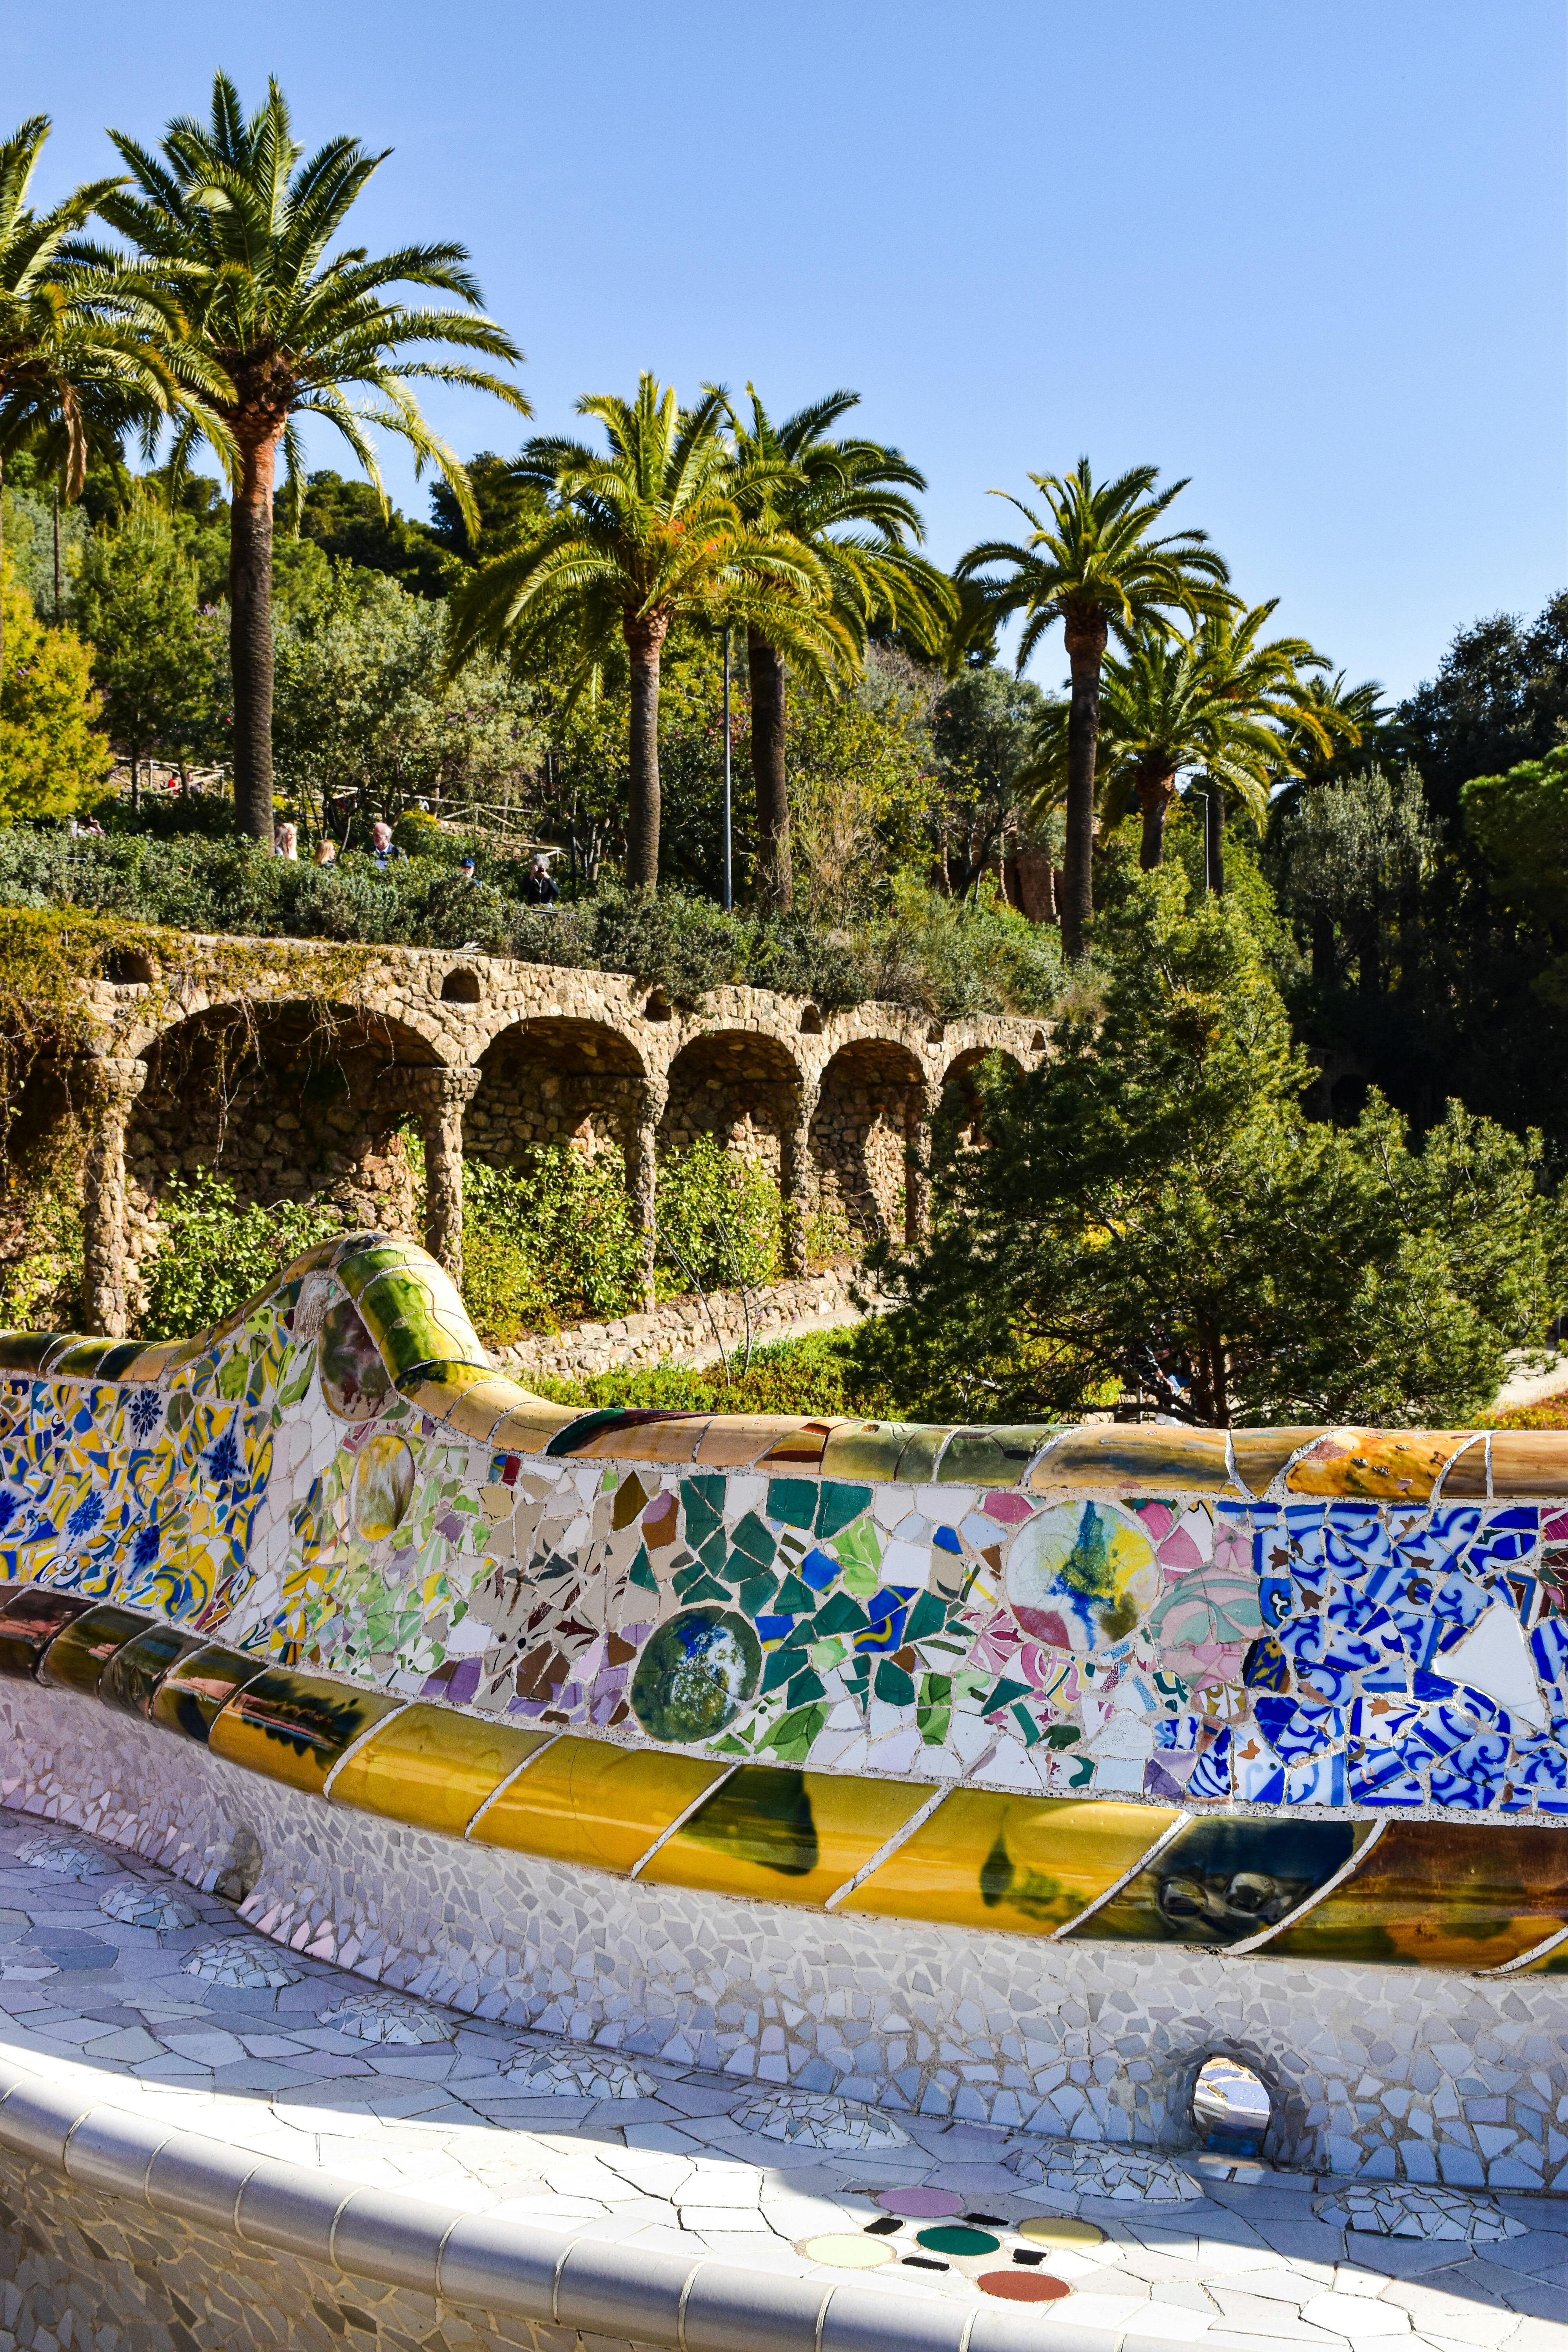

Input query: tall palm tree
[726,387,955,909]
[98,74,528,841]
[0,114,212,679]
[1187,601,1362,891]
[1122,603,1340,868]
[957,459,1229,960]
[1022,602,1352,875]
[446,376,841,889]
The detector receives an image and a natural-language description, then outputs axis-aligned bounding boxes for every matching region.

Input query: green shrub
[461,1149,643,1343]
[656,1133,783,1295]
[0,833,1069,1018]
[528,1326,899,1418]
[138,1169,342,1341]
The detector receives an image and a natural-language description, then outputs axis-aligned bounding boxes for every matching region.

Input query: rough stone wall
[0,2153,599,2352]
[494,1261,864,1382]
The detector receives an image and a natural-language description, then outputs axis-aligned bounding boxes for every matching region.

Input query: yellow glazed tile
[208,1669,403,1796]
[469,1736,725,1873]
[490,1402,582,1454]
[692,1416,816,1469]
[1285,1428,1478,1502]
[151,1643,270,1741]
[329,1706,551,1837]
[399,1367,494,1417]
[1262,1821,1568,1970]
[937,1428,1054,1486]
[441,1379,534,1443]
[755,1421,836,1470]
[570,1417,713,1465]
[818,1425,924,1484]
[37,1604,153,1696]
[1229,1428,1327,1496]
[1031,1426,1238,1495]
[642,1769,935,1909]
[842,1792,1178,1936]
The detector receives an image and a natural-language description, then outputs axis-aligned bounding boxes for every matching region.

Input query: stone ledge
[493,1261,876,1382]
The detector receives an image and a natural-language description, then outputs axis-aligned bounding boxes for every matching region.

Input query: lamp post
[1187,785,1210,896]
[721,622,733,913]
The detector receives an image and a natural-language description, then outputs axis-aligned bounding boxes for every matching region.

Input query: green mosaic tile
[729,1510,776,1568]
[766,1477,818,1530]
[815,1482,872,1539]
[681,1476,727,1548]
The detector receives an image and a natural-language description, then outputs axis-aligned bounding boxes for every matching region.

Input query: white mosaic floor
[0,1809,1563,2350]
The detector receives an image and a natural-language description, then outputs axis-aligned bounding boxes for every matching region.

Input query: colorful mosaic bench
[2,1233,1566,1985]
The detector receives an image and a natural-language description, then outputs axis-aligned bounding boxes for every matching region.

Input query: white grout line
[1227,1819,1388,1956]
[462,1732,562,1837]
[320,1703,412,1800]
[822,1780,951,1911]
[627,1764,740,1878]
[1051,1812,1192,1940]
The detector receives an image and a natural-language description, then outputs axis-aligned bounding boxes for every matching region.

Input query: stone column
[904,1079,943,1247]
[421,1067,482,1289]
[80,1055,148,1338]
[624,1078,665,1313]
[779,1084,818,1279]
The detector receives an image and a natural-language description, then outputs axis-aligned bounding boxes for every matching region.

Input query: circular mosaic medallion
[916,2225,1000,2258]
[1006,1500,1158,1653]
[1018,2216,1104,2246]
[980,2269,1071,2301]
[800,2234,893,2270]
[352,1434,415,1540]
[877,2187,964,2217]
[318,1297,392,1423]
[630,1607,762,1743]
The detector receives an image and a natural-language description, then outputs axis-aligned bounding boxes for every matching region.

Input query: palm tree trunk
[230,422,281,844]
[1060,608,1107,960]
[1206,784,1225,895]
[747,632,792,911]
[1136,768,1176,869]
[623,608,668,889]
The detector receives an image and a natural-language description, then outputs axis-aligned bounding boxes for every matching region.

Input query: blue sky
[7,0,1564,699]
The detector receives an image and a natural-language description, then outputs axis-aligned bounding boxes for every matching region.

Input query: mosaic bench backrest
[2,1234,1566,1979]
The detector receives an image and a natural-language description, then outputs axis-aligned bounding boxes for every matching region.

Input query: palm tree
[1186,601,1362,891]
[726,387,955,909]
[98,74,528,841]
[446,376,841,889]
[1119,603,1342,868]
[0,114,212,680]
[957,459,1229,960]
[1022,602,1353,877]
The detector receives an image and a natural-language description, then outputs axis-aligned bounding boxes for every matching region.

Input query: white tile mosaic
[0,1803,1559,2348]
[317,1989,458,2045]
[1316,2188,1531,2244]
[97,1875,200,1930]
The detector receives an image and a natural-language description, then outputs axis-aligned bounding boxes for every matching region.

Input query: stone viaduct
[20,938,1048,1336]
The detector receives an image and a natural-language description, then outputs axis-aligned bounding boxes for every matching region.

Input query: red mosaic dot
[978,2270,1071,2302]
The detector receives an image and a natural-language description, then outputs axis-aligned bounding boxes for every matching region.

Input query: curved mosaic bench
[2,1234,1566,2195]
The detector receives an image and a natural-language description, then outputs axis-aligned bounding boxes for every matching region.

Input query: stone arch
[659,1029,806,1182]
[466,1015,648,1179]
[940,1044,1024,1150]
[126,1000,441,1291]
[810,1036,926,1247]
